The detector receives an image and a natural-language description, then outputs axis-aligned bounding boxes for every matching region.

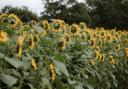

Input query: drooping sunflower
[90,38,96,47]
[0,31,8,43]
[49,64,55,81]
[125,48,128,57]
[58,38,66,51]
[100,30,106,39]
[109,55,117,65]
[38,30,46,37]
[40,20,50,30]
[31,58,38,70]
[92,45,100,52]
[114,44,120,52]
[63,33,70,43]
[95,51,100,59]
[29,34,35,50]
[115,33,120,40]
[90,59,96,65]
[17,36,24,59]
[28,20,37,26]
[98,53,105,63]
[124,39,128,46]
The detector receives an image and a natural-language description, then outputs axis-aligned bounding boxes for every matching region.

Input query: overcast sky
[0,0,84,16]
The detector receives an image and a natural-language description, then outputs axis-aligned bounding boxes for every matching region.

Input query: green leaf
[4,69,21,78]
[27,83,35,89]
[75,82,84,89]
[0,52,4,58]
[5,29,16,37]
[86,83,94,89]
[54,78,65,89]
[4,57,22,69]
[53,60,69,77]
[0,74,17,87]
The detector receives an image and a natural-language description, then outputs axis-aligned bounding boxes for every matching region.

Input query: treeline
[1,0,128,30]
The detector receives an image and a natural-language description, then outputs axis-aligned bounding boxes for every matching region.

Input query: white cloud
[0,0,85,16]
[0,0,44,16]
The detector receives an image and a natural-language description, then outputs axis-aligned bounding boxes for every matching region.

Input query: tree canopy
[1,6,38,23]
[87,0,128,29]
[41,0,128,30]
[41,0,91,24]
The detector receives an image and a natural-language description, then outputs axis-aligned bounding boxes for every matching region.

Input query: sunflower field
[0,13,128,89]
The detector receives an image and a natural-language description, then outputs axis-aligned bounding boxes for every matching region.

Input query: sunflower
[100,30,106,39]
[115,33,120,40]
[70,24,80,35]
[109,55,117,65]
[78,32,87,41]
[63,33,70,43]
[8,13,22,28]
[49,64,55,81]
[29,34,35,50]
[90,38,96,47]
[95,51,100,59]
[40,20,50,30]
[92,45,100,52]
[79,22,86,29]
[31,58,38,70]
[58,38,66,51]
[124,39,128,45]
[125,48,128,57]
[0,31,8,42]
[98,53,105,63]
[17,36,24,59]
[105,34,112,43]
[90,59,96,65]
[38,30,46,37]
[0,13,9,24]
[52,19,64,32]
[114,44,120,52]
[28,20,37,26]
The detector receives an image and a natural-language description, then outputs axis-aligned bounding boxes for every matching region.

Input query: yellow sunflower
[17,36,24,59]
[125,48,128,57]
[114,44,120,52]
[58,38,66,51]
[31,58,38,70]
[8,13,22,28]
[49,64,55,81]
[29,34,35,50]
[0,31,8,43]
[40,20,50,30]
[0,13,9,23]
[109,55,117,65]
[52,19,64,33]
[70,24,80,35]
[63,33,70,43]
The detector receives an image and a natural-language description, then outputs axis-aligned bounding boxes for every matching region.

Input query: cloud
[0,0,44,16]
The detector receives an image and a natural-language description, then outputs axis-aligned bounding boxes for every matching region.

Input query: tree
[41,0,91,24]
[1,6,38,23]
[86,0,128,30]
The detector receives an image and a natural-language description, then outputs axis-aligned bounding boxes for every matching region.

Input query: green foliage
[0,18,128,89]
[87,0,128,29]
[41,0,91,24]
